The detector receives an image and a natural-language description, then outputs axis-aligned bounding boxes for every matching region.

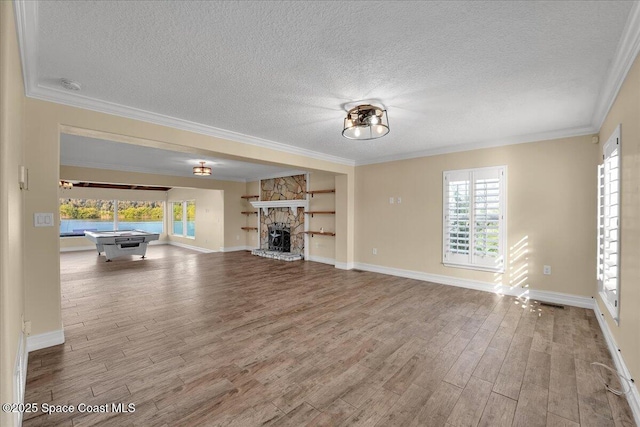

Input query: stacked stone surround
[259,175,306,255]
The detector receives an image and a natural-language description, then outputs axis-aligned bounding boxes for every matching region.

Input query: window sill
[443,262,504,274]
[171,234,195,240]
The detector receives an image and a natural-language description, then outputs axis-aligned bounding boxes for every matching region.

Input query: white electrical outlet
[543,265,551,275]
[372,248,377,255]
[397,197,402,204]
[389,197,394,204]
[236,235,240,240]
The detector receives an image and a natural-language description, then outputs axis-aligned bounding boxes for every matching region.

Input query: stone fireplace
[250,174,307,261]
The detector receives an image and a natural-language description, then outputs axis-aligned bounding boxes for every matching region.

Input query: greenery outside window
[172,200,196,238]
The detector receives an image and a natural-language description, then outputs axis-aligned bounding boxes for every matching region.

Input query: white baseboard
[306,255,335,266]
[168,241,216,253]
[594,300,640,426]
[27,329,65,352]
[60,245,96,252]
[351,261,638,422]
[60,240,167,253]
[335,261,355,270]
[352,262,594,308]
[221,245,254,252]
[14,332,27,426]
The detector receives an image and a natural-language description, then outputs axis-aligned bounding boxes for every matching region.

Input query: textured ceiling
[32,1,634,164]
[60,134,304,182]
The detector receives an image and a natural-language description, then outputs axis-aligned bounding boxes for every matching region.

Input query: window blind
[443,166,506,272]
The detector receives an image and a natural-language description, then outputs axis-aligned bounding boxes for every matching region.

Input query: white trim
[306,255,335,266]
[59,239,166,253]
[14,331,27,426]
[11,1,606,168]
[12,2,354,168]
[592,2,640,130]
[220,245,253,252]
[60,245,96,252]
[594,300,640,426]
[355,126,596,166]
[334,261,354,270]
[250,199,309,213]
[27,329,65,352]
[352,262,594,309]
[167,241,216,253]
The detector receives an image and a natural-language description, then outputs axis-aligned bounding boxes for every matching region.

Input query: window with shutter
[598,125,620,322]
[443,166,506,272]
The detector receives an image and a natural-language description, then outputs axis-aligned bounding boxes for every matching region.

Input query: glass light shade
[342,104,389,140]
[193,162,212,176]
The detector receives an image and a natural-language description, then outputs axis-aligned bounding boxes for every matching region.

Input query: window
[172,200,196,238]
[443,166,506,272]
[116,201,164,233]
[598,125,620,321]
[59,199,163,236]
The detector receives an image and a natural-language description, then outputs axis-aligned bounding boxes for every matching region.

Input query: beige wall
[355,134,599,296]
[307,171,337,262]
[167,187,224,251]
[61,166,248,252]
[59,186,169,250]
[598,53,640,383]
[0,1,26,424]
[25,107,352,338]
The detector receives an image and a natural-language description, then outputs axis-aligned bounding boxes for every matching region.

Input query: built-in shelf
[241,195,260,200]
[303,231,336,237]
[241,211,258,215]
[241,227,258,231]
[306,189,335,197]
[304,211,335,217]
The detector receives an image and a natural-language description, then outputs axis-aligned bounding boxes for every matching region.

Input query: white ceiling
[60,134,304,182]
[17,1,639,165]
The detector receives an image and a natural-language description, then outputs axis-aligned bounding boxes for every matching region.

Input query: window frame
[598,124,621,323]
[442,165,507,273]
[59,198,164,236]
[171,200,196,239]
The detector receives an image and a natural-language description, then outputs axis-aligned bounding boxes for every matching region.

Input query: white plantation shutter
[598,125,620,321]
[443,166,506,272]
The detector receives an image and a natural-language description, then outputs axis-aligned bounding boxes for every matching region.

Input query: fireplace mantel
[250,199,309,215]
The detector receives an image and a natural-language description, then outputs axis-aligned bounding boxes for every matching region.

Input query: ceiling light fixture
[193,161,212,176]
[59,180,73,189]
[342,104,389,140]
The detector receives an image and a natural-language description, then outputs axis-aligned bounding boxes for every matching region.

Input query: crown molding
[14,0,636,168]
[355,125,596,166]
[27,84,357,166]
[13,2,355,167]
[592,1,640,130]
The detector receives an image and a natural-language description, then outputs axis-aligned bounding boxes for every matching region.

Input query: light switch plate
[34,213,54,227]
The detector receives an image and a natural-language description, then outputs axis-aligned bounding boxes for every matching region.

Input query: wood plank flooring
[23,247,635,426]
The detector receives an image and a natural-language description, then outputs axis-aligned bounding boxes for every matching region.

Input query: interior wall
[62,166,246,252]
[307,171,336,262]
[355,134,598,296]
[598,52,640,385]
[167,187,224,251]
[0,2,26,425]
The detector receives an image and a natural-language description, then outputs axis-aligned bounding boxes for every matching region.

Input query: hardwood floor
[23,247,635,426]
